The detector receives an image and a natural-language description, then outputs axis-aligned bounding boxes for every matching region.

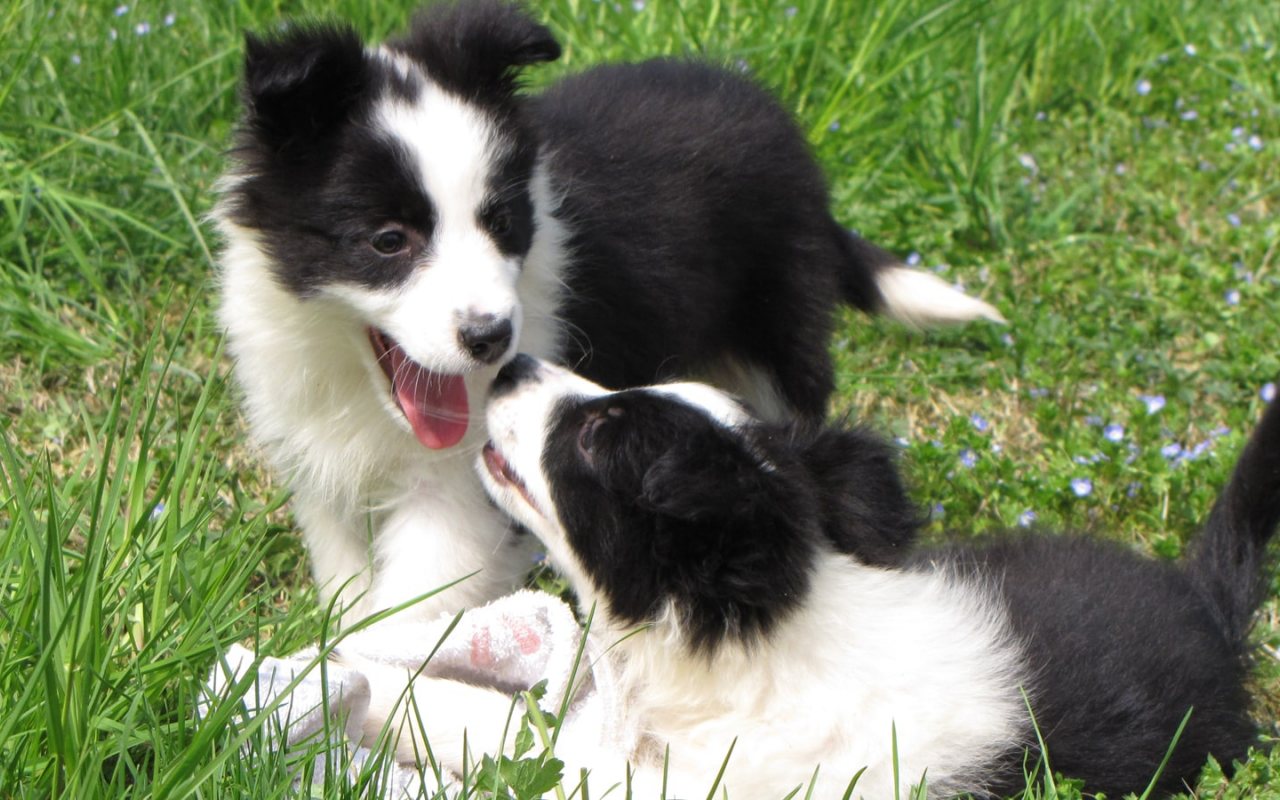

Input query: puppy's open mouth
[482,441,539,513]
[368,327,469,449]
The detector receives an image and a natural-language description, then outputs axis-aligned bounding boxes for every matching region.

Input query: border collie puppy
[214,0,1002,627]
[462,355,1279,798]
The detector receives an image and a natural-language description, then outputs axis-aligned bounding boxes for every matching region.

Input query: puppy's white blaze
[650,382,752,429]
[373,85,526,363]
[876,266,1006,327]
[376,83,502,220]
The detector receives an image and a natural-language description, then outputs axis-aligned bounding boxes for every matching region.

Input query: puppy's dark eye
[487,206,512,236]
[578,407,623,464]
[370,228,408,255]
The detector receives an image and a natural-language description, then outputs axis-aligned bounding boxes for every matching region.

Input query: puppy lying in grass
[358,355,1278,798]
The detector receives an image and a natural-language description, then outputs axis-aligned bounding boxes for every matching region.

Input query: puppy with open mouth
[463,355,1278,798]
[214,0,1002,628]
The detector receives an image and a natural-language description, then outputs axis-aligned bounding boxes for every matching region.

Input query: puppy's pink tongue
[393,358,469,449]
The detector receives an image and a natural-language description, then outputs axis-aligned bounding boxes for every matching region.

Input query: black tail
[1186,388,1280,647]
[830,223,896,313]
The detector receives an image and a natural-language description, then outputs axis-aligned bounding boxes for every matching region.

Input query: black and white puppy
[213,0,1002,627]
[467,355,1279,798]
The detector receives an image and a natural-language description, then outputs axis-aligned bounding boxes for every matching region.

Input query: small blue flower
[1104,424,1125,442]
[150,502,166,520]
[1028,387,1050,399]
[1127,482,1142,498]
[1184,43,1197,56]
[1211,425,1231,438]
[1263,382,1277,403]
[1232,126,1246,140]
[1179,109,1199,122]
[828,120,841,132]
[1225,288,1241,305]
[1114,163,1128,175]
[1226,213,1241,228]
[906,251,922,266]
[135,21,150,35]
[1018,510,1037,527]
[114,4,129,16]
[1017,153,1038,173]
[1140,394,1166,414]
[959,449,978,469]
[1000,333,1015,348]
[1161,442,1183,460]
[931,502,945,518]
[784,5,798,18]
[1084,415,1103,427]
[970,413,990,433]
[164,12,176,26]
[632,0,645,10]
[1035,111,1048,122]
[1188,440,1213,459]
[1248,134,1264,151]
[1070,478,1093,497]
[70,53,81,65]
[990,442,1003,454]
[1135,79,1152,96]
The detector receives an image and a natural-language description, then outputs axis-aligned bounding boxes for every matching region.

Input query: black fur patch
[532,59,893,416]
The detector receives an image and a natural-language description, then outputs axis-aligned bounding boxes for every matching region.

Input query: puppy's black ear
[242,24,369,152]
[638,426,814,649]
[392,0,560,101]
[639,428,772,524]
[796,424,921,566]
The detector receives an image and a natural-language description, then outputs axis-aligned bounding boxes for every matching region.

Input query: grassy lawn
[1,0,1278,796]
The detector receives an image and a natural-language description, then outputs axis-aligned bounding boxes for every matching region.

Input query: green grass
[1,0,1278,796]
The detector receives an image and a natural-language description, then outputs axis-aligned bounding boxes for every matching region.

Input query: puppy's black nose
[459,317,513,365]
[491,353,540,397]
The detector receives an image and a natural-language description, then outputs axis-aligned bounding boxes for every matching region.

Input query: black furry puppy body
[214,0,1000,626]
[436,355,1278,798]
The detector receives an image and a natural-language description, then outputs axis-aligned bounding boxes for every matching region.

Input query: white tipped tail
[875,266,1006,327]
